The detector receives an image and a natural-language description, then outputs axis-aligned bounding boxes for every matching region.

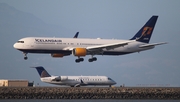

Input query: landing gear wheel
[75,59,80,63]
[79,58,84,62]
[75,58,84,63]
[23,52,28,60]
[92,57,97,61]
[88,59,93,62]
[88,57,97,62]
[24,57,28,60]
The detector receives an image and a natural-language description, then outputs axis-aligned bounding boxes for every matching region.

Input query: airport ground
[0,87,180,99]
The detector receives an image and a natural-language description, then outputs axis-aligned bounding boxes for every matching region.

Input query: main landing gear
[88,57,97,62]
[75,57,84,63]
[88,55,97,62]
[23,52,28,60]
[75,56,97,63]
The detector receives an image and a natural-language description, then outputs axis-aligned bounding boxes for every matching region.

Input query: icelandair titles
[35,39,62,43]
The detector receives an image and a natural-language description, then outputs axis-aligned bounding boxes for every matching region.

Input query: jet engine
[72,48,87,56]
[51,53,64,58]
[51,76,68,81]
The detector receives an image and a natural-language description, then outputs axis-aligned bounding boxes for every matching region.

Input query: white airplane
[14,16,166,63]
[32,66,116,87]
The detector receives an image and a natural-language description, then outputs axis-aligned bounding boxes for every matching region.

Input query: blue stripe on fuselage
[18,49,132,55]
[102,51,133,55]
[18,49,72,55]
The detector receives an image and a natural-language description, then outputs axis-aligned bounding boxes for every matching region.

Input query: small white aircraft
[14,16,166,63]
[32,66,116,87]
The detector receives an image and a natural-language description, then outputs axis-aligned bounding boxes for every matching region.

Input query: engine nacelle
[51,76,68,81]
[51,53,64,58]
[72,48,87,56]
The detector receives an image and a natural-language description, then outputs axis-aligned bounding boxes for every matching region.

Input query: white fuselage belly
[14,37,154,55]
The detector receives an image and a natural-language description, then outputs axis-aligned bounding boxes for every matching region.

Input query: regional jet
[32,66,116,87]
[14,16,166,63]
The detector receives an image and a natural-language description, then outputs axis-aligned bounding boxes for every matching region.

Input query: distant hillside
[0,3,45,27]
[0,3,68,39]
[0,3,73,51]
[0,3,69,66]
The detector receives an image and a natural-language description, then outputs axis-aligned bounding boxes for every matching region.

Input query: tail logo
[142,27,153,36]
[41,70,50,77]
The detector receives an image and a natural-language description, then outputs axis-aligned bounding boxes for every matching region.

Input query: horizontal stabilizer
[139,42,167,48]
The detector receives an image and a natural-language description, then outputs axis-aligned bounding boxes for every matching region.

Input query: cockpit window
[17,41,24,43]
[108,78,112,80]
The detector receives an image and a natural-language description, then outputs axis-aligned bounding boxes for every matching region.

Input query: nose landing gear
[23,52,28,60]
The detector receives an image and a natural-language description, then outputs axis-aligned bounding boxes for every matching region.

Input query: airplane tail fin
[73,32,79,38]
[130,16,158,43]
[31,66,51,78]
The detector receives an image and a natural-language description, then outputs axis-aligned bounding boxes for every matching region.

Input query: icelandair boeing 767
[32,66,116,87]
[14,16,166,63]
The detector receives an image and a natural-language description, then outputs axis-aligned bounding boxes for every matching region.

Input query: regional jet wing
[139,42,167,48]
[86,40,135,51]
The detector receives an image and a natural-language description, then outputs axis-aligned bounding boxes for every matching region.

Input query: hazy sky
[0,0,180,87]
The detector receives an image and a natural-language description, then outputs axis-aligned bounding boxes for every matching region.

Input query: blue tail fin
[130,16,158,43]
[32,66,51,78]
[73,32,79,38]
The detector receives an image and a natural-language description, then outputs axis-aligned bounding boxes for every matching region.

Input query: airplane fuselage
[41,76,116,87]
[14,37,153,55]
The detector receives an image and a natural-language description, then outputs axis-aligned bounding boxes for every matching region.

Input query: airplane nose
[13,43,17,49]
[113,81,117,85]
[112,80,116,85]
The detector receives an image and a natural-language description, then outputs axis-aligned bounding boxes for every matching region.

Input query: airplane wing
[63,40,135,52]
[74,84,81,87]
[139,42,167,48]
[74,79,86,87]
[86,40,135,51]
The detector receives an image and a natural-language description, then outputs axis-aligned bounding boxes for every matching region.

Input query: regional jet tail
[14,15,167,63]
[32,66,116,87]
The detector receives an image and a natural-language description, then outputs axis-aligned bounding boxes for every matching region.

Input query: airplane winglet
[80,79,84,83]
[73,32,79,38]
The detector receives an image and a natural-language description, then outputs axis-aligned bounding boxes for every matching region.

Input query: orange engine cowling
[72,48,87,56]
[51,53,64,58]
